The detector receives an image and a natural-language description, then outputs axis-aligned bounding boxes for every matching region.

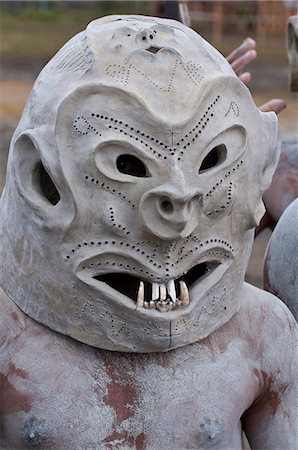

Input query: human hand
[258,98,287,114]
[226,37,257,84]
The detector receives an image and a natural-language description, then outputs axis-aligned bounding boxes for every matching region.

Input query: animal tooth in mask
[180,280,190,306]
[136,280,145,307]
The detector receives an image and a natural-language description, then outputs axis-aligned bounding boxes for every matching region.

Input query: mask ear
[259,110,281,193]
[11,129,75,229]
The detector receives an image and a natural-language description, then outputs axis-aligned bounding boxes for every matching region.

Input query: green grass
[0,1,287,68]
[1,17,88,59]
[0,1,151,60]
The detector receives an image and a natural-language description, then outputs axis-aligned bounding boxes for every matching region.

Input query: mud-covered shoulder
[0,285,27,355]
[239,282,297,373]
[240,284,298,450]
[240,281,297,330]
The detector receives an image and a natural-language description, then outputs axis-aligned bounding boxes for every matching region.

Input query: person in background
[263,15,298,320]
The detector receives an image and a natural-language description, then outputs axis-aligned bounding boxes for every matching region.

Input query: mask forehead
[86,14,230,64]
[84,15,234,122]
[17,13,235,132]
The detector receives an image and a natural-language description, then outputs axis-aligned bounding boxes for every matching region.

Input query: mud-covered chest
[2,347,248,449]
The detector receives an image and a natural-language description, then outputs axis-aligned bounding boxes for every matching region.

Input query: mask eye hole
[116,154,150,178]
[199,144,227,173]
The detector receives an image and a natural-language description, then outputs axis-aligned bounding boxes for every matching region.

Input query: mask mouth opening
[93,260,220,312]
[145,45,161,54]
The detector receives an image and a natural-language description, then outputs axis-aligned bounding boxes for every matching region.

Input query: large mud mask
[0,16,280,352]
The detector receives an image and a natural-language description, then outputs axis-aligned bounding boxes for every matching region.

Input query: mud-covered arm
[242,300,298,449]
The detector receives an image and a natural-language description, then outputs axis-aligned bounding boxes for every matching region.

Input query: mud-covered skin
[1,284,296,450]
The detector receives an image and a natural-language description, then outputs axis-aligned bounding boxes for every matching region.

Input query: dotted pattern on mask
[73,116,100,135]
[49,32,93,74]
[82,261,163,281]
[71,246,236,347]
[79,300,134,341]
[73,95,220,162]
[173,239,233,266]
[65,235,234,287]
[203,159,244,217]
[66,238,160,260]
[173,317,190,334]
[84,175,135,208]
[109,206,130,235]
[205,250,231,260]
[74,286,164,350]
[205,160,244,199]
[164,238,234,280]
[192,278,230,328]
[90,113,167,159]
[175,95,220,160]
[147,320,171,337]
[65,239,162,274]
[161,234,234,259]
[205,182,235,217]
[105,59,204,93]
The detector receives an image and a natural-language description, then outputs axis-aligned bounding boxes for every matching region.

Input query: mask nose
[139,185,203,240]
[137,29,156,43]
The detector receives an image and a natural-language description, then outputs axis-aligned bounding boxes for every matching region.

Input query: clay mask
[0,15,280,352]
